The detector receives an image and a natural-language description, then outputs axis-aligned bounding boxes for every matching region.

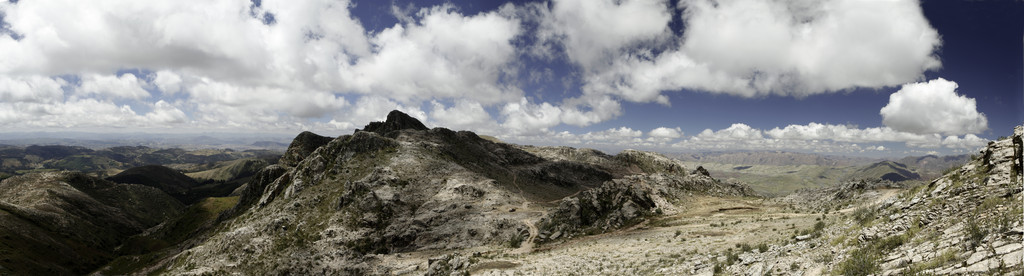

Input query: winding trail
[509,174,545,254]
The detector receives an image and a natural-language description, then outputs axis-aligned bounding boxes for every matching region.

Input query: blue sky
[0,0,1020,157]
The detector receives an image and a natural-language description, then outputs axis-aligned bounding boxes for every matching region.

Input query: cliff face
[149,110,754,275]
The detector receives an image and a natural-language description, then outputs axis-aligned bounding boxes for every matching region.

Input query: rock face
[144,110,756,275]
[0,172,182,275]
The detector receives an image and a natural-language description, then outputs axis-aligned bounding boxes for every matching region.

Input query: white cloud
[648,127,682,139]
[536,0,942,103]
[339,4,523,104]
[500,98,563,135]
[430,99,496,132]
[78,73,150,100]
[0,75,65,103]
[765,122,937,144]
[534,0,672,71]
[880,78,988,135]
[695,123,764,141]
[153,70,183,95]
[0,98,188,129]
[941,134,988,149]
[581,127,643,143]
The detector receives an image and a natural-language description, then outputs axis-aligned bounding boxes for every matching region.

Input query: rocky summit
[88,110,751,275]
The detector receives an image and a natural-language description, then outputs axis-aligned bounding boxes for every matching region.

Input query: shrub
[835,248,879,276]
[758,243,769,253]
[852,207,877,226]
[508,234,523,248]
[965,216,987,248]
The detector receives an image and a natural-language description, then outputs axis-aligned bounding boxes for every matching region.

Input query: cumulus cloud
[669,122,988,152]
[537,0,941,102]
[941,134,988,149]
[649,127,683,139]
[500,98,563,135]
[430,99,497,132]
[339,4,524,104]
[78,73,150,100]
[695,123,764,141]
[0,75,65,103]
[533,0,672,71]
[581,127,644,143]
[880,78,988,135]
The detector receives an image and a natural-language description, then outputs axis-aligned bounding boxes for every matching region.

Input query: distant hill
[107,165,200,204]
[0,144,281,178]
[847,161,921,182]
[896,154,971,179]
[187,158,269,182]
[674,151,876,167]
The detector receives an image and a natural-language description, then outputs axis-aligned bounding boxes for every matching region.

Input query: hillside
[847,160,921,182]
[0,172,182,275]
[107,110,754,274]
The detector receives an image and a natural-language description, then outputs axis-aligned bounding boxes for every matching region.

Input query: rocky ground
[369,126,1024,275]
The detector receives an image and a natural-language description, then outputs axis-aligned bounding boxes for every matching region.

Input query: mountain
[847,160,921,182]
[108,110,753,274]
[897,154,972,180]
[0,172,182,275]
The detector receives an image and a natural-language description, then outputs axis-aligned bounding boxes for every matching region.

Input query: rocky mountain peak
[280,131,333,167]
[359,110,429,136]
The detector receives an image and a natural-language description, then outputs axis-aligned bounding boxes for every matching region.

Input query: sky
[0,0,1021,157]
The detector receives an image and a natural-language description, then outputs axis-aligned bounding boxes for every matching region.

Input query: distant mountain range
[674,150,970,195]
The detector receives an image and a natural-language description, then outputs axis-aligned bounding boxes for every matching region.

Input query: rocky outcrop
[359,110,429,136]
[539,172,755,242]
[280,131,333,167]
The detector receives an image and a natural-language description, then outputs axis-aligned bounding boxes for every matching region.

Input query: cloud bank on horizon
[0,0,1001,155]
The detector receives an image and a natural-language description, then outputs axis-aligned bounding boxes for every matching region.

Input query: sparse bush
[835,248,879,276]
[852,207,877,226]
[725,251,740,265]
[740,243,752,252]
[674,230,682,237]
[508,234,523,248]
[965,216,987,248]
[758,243,769,253]
[790,263,799,271]
[713,262,724,275]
